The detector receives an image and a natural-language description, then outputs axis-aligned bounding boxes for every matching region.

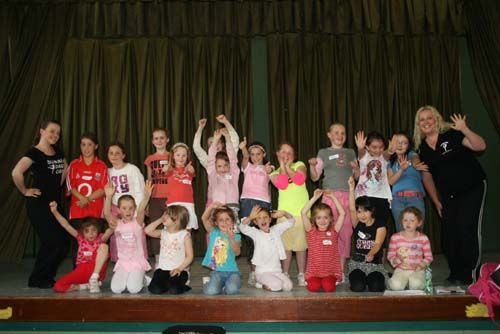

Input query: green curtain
[464,0,500,135]
[266,34,462,250]
[0,0,465,261]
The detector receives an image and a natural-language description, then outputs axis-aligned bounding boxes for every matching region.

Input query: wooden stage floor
[0,254,499,324]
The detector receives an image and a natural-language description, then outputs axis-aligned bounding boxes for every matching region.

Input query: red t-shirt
[76,233,104,265]
[67,156,108,219]
[305,227,342,281]
[165,166,195,204]
[144,152,170,198]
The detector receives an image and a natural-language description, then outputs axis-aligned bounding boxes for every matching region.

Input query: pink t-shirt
[387,232,433,271]
[240,163,271,203]
[76,233,104,265]
[113,219,151,272]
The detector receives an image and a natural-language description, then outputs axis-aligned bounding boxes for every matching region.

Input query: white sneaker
[89,279,100,293]
[297,273,306,286]
[202,276,210,285]
[248,272,256,286]
[255,282,263,289]
[144,274,152,286]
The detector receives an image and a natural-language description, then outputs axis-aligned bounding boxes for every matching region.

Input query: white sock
[90,273,99,281]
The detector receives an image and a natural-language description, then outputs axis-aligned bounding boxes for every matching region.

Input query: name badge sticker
[323,239,333,245]
[329,154,339,160]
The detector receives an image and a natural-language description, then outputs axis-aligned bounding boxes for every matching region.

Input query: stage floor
[0,253,499,325]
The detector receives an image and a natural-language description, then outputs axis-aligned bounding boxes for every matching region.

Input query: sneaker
[202,276,210,285]
[248,272,256,286]
[255,282,263,289]
[89,279,100,293]
[144,274,152,286]
[297,273,306,287]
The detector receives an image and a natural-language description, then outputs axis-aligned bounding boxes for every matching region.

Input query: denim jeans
[239,198,271,219]
[391,196,425,232]
[203,271,241,295]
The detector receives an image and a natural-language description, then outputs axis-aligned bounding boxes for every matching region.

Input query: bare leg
[296,250,307,274]
[93,244,109,275]
[282,250,293,274]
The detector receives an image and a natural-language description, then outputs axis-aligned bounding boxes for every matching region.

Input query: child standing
[107,142,145,262]
[104,182,151,294]
[66,133,108,223]
[309,123,357,270]
[387,132,427,232]
[240,207,294,292]
[163,143,198,231]
[387,207,433,291]
[207,129,240,220]
[269,142,309,286]
[348,178,388,292]
[144,128,170,262]
[50,202,113,293]
[301,189,345,292]
[201,202,242,295]
[354,131,392,226]
[144,184,193,294]
[239,137,273,286]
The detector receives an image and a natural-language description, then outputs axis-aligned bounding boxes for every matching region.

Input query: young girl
[66,133,108,222]
[301,189,345,292]
[163,142,198,231]
[269,142,309,286]
[309,122,357,270]
[348,177,388,292]
[193,115,240,207]
[207,129,240,220]
[387,207,433,291]
[107,142,145,262]
[239,137,273,286]
[104,182,151,294]
[201,202,242,295]
[144,128,170,262]
[354,131,392,226]
[50,202,113,293]
[387,132,427,232]
[240,207,294,292]
[144,184,193,295]
[11,120,69,288]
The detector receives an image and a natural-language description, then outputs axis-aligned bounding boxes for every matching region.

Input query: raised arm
[354,131,367,159]
[144,217,164,238]
[308,157,323,182]
[450,114,486,151]
[301,189,323,232]
[388,155,410,185]
[239,137,249,170]
[103,183,118,228]
[347,176,358,228]
[136,180,153,226]
[216,114,240,154]
[201,202,221,233]
[325,191,345,233]
[193,118,208,169]
[49,201,77,238]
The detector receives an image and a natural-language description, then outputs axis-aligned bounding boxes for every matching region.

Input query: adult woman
[11,120,69,288]
[414,106,486,284]
[270,142,309,286]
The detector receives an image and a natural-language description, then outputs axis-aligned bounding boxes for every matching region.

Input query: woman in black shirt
[414,106,486,285]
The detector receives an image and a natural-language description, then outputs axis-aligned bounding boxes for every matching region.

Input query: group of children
[50,115,434,296]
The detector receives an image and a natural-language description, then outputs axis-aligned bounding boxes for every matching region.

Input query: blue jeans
[240,198,271,219]
[391,196,425,232]
[203,271,241,295]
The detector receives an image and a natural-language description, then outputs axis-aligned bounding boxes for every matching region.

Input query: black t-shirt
[419,129,486,197]
[24,146,65,202]
[353,218,386,265]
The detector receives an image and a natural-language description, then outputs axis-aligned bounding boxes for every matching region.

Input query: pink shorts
[322,190,352,259]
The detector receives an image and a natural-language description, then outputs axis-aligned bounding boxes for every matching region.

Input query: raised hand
[185,161,195,175]
[354,131,367,150]
[450,113,467,132]
[104,183,116,197]
[398,155,410,171]
[198,118,207,130]
[248,205,262,220]
[49,201,58,213]
[144,180,154,199]
[388,135,398,154]
[308,157,318,167]
[264,162,274,174]
[313,188,324,198]
[216,114,228,124]
[347,176,355,190]
[239,137,247,150]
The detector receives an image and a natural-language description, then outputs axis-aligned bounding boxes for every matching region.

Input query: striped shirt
[387,232,433,270]
[305,227,342,281]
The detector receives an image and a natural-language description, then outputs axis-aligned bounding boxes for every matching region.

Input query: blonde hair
[413,105,451,150]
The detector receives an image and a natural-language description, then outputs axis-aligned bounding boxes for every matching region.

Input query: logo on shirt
[95,173,101,181]
[440,141,452,155]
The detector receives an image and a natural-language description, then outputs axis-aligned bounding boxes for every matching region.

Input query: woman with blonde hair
[414,105,486,285]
